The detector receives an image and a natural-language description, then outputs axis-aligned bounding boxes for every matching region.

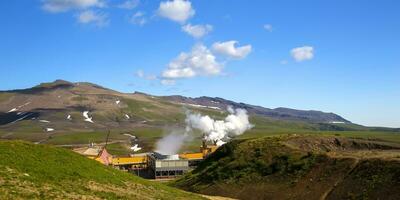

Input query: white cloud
[161,79,176,85]
[162,44,222,79]
[42,0,105,13]
[136,70,144,78]
[212,41,252,59]
[129,11,147,26]
[263,24,273,32]
[77,10,109,27]
[291,46,314,62]
[182,24,213,38]
[136,70,157,80]
[117,0,139,9]
[158,0,195,23]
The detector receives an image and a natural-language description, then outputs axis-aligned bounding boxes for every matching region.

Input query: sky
[0,0,399,128]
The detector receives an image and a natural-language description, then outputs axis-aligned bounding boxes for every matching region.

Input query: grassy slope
[0,141,205,200]
[173,136,400,200]
[0,93,13,103]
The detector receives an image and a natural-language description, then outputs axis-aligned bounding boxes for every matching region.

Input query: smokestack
[202,133,207,148]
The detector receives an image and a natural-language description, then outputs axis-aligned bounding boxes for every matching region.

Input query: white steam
[154,107,253,155]
[155,132,187,155]
[185,107,253,146]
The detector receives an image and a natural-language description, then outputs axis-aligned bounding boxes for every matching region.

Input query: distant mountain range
[162,95,350,123]
[0,79,348,125]
[1,80,397,141]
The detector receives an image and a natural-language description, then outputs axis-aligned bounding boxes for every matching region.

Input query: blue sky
[0,0,399,127]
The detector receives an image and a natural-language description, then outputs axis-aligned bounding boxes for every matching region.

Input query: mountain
[0,80,397,152]
[0,140,204,199]
[173,136,400,200]
[0,80,349,128]
[161,95,350,123]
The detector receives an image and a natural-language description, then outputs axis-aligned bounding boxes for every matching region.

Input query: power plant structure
[74,140,218,179]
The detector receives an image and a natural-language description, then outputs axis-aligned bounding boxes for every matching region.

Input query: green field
[0,141,205,199]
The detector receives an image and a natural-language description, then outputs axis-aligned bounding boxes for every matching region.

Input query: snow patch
[125,114,130,119]
[130,144,142,152]
[39,120,50,123]
[13,102,31,110]
[116,100,120,105]
[83,111,94,123]
[46,128,55,132]
[7,108,17,113]
[181,103,221,110]
[67,115,72,120]
[330,121,346,124]
[18,102,31,108]
[123,134,136,139]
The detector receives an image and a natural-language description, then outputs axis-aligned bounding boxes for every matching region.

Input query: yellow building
[112,153,149,170]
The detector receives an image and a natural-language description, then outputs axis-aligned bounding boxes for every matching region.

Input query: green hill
[0,140,205,200]
[173,136,400,200]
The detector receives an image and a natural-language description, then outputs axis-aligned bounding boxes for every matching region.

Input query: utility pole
[105,130,110,148]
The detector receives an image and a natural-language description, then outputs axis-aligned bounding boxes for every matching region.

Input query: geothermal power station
[74,140,218,179]
[73,107,252,179]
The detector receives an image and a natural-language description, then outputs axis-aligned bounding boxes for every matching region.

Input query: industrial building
[75,140,218,179]
[148,153,190,179]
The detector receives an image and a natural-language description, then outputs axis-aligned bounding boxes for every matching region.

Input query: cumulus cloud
[182,24,213,39]
[42,0,105,13]
[263,24,273,32]
[158,0,195,23]
[129,11,146,26]
[212,41,252,59]
[117,0,139,9]
[77,10,109,27]
[291,46,314,62]
[162,44,222,79]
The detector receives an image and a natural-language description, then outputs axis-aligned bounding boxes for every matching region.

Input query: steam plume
[155,132,187,155]
[185,107,253,146]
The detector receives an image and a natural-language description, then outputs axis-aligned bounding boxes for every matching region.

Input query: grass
[174,137,319,188]
[173,136,400,200]
[71,95,89,102]
[123,98,185,124]
[0,92,13,103]
[106,142,131,156]
[240,129,400,144]
[0,141,205,199]
[45,131,128,145]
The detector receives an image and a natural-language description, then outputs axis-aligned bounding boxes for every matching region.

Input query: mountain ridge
[0,80,399,154]
[0,80,350,124]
